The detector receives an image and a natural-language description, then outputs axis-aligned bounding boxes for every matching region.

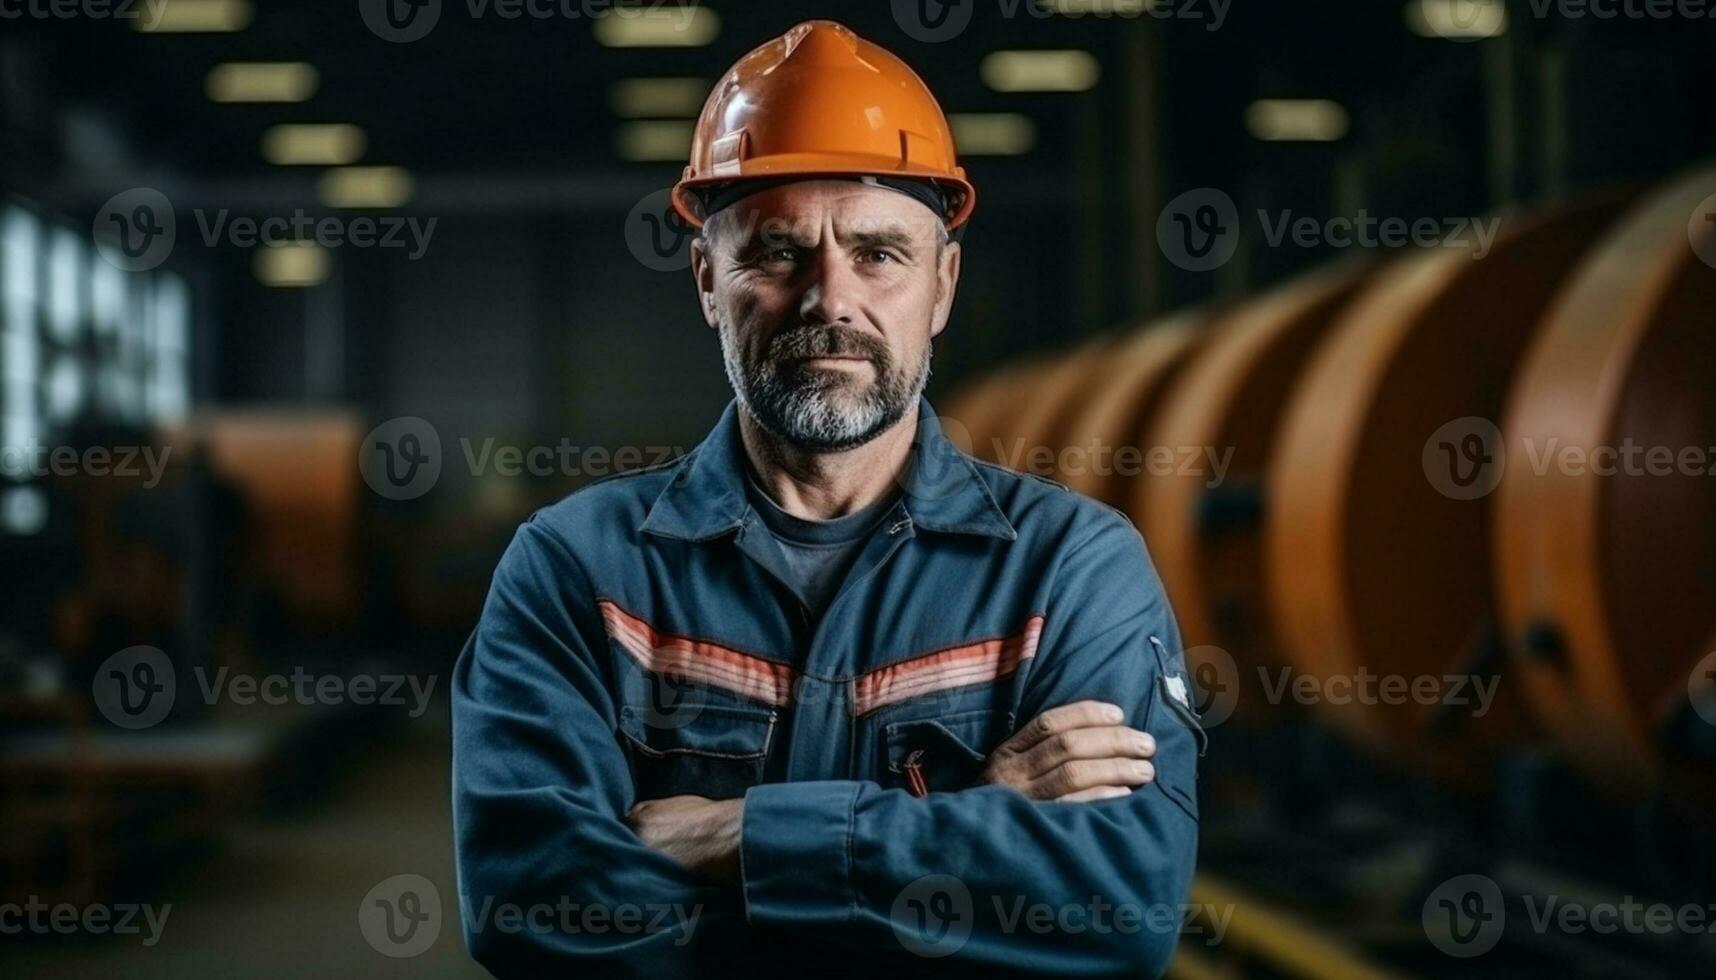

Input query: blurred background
[1,0,1713,976]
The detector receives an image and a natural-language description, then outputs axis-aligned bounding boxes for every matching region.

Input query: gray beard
[719,319,932,452]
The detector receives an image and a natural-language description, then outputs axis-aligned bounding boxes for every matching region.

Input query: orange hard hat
[670,20,976,231]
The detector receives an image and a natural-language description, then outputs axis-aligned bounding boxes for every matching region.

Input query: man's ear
[690,236,719,330]
[929,240,962,341]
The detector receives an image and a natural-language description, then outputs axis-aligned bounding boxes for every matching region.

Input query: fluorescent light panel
[609,77,708,118]
[134,0,253,32]
[207,62,318,103]
[949,113,1037,156]
[980,50,1100,93]
[614,120,696,161]
[1406,0,1508,39]
[262,124,366,165]
[594,7,719,47]
[254,242,328,287]
[319,167,414,208]
[1245,99,1350,142]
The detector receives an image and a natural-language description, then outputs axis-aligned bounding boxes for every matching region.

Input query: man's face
[690,179,961,452]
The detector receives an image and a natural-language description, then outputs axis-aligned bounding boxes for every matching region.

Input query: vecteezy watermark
[0,896,172,946]
[1422,416,1716,500]
[461,895,704,946]
[624,188,696,272]
[1422,416,1505,501]
[1525,0,1716,20]
[1157,188,1502,272]
[1689,191,1716,269]
[359,0,704,43]
[1423,874,1506,957]
[90,646,437,729]
[358,415,686,501]
[986,436,1234,488]
[360,874,443,958]
[888,875,1234,957]
[1258,666,1500,718]
[1178,647,1498,729]
[360,874,705,957]
[1690,650,1716,727]
[0,0,170,25]
[92,189,437,272]
[891,0,1229,43]
[1424,873,1716,958]
[0,441,173,488]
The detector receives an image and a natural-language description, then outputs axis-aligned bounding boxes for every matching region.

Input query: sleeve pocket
[1147,635,1205,822]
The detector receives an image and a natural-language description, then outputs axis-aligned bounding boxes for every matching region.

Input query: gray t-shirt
[742,468,901,625]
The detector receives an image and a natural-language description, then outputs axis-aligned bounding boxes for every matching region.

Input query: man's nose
[798,248,862,326]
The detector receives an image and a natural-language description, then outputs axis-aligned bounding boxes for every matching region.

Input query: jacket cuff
[740,780,860,927]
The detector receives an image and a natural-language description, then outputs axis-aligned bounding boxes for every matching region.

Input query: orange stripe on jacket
[851,615,1044,717]
[597,599,796,707]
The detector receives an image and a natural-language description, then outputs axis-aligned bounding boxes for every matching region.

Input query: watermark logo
[94,651,436,730]
[1414,0,1508,40]
[459,894,703,942]
[891,874,974,957]
[1,441,173,487]
[93,188,176,272]
[1185,644,1239,727]
[1423,416,1505,500]
[360,0,443,42]
[1690,650,1716,728]
[360,873,443,957]
[1689,191,1716,270]
[0,897,171,945]
[92,645,176,729]
[899,415,980,504]
[623,188,695,272]
[360,416,443,501]
[893,0,1228,41]
[893,0,974,42]
[1158,188,1239,273]
[1425,416,1716,498]
[1423,873,1505,957]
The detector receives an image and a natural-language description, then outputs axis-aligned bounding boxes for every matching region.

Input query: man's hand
[981,700,1156,802]
[626,795,744,883]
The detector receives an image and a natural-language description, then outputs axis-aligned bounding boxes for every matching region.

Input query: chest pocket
[618,703,777,802]
[879,708,1001,796]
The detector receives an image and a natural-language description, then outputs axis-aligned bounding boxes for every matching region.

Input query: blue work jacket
[451,394,1204,978]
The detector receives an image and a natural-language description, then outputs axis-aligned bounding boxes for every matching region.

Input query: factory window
[0,201,195,534]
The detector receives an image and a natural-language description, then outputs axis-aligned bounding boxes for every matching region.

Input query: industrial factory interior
[2,0,1713,977]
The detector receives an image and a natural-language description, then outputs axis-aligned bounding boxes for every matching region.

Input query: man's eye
[860,249,895,264]
[762,248,798,264]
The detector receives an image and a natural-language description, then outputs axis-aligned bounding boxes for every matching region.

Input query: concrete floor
[3,715,486,979]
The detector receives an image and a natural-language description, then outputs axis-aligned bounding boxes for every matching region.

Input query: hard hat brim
[671,156,976,231]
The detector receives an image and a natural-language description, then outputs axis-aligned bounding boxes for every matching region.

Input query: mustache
[766,323,888,363]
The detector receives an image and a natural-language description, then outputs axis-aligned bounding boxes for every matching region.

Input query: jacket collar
[640,394,1017,542]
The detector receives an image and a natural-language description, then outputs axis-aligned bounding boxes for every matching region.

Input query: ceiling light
[614,120,696,161]
[980,50,1100,93]
[593,6,719,47]
[262,124,366,165]
[254,242,328,287]
[134,0,253,32]
[609,77,709,118]
[1245,99,1350,142]
[319,167,414,208]
[207,62,318,103]
[1406,0,1508,39]
[949,113,1037,156]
